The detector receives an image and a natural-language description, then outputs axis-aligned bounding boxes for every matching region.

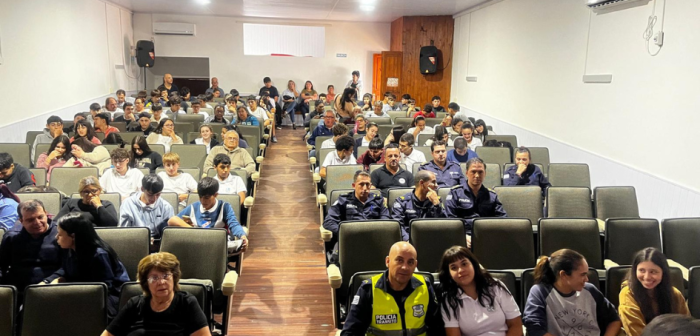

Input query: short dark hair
[399,133,415,145]
[327,84,334,90]
[17,199,46,220]
[0,153,14,170]
[137,112,151,120]
[205,93,213,101]
[466,157,486,170]
[46,115,62,125]
[402,94,411,100]
[213,154,231,167]
[353,170,370,182]
[179,87,190,97]
[89,103,101,112]
[95,112,111,125]
[123,102,134,109]
[335,135,354,152]
[369,137,384,150]
[141,174,164,194]
[352,70,360,77]
[151,105,162,112]
[641,314,700,336]
[385,143,400,152]
[263,77,271,83]
[447,102,460,111]
[432,96,441,101]
[319,93,327,98]
[74,112,86,119]
[453,137,467,150]
[332,123,349,137]
[197,177,219,197]
[230,89,239,96]
[430,140,446,153]
[191,100,201,106]
[116,89,126,95]
[515,146,531,159]
[169,98,181,106]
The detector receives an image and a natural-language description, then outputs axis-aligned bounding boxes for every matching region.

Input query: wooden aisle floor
[227,127,337,336]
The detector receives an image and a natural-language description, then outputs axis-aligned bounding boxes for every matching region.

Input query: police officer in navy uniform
[371,144,414,198]
[444,158,507,246]
[342,242,442,336]
[417,141,465,188]
[503,146,551,193]
[392,170,446,241]
[323,170,390,264]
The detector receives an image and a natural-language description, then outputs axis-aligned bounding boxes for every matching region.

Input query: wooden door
[372,53,382,100]
[380,51,402,100]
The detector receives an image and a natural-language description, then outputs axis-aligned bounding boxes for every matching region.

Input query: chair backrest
[437,187,451,203]
[186,193,241,220]
[49,167,99,195]
[339,221,402,293]
[309,118,321,132]
[485,134,518,148]
[237,125,261,142]
[119,281,209,315]
[21,283,107,336]
[317,148,335,168]
[388,111,406,122]
[111,121,127,132]
[475,147,512,167]
[34,143,51,166]
[689,267,700,318]
[159,193,179,212]
[118,132,143,145]
[414,146,433,162]
[483,162,502,189]
[0,285,15,336]
[473,218,535,270]
[174,122,195,134]
[377,125,394,139]
[0,228,5,248]
[538,218,603,269]
[410,219,467,273]
[347,271,434,309]
[417,133,434,146]
[594,186,639,220]
[386,187,413,211]
[424,118,442,128]
[25,131,43,147]
[327,189,381,213]
[493,186,543,227]
[16,192,62,216]
[546,187,593,218]
[0,143,31,168]
[30,168,47,187]
[326,165,363,195]
[371,118,392,126]
[155,168,201,180]
[357,146,369,159]
[394,117,414,130]
[488,271,518,307]
[605,218,661,264]
[95,227,149,281]
[315,136,333,150]
[185,132,199,144]
[548,163,590,188]
[171,144,207,172]
[663,218,700,269]
[176,114,205,129]
[149,144,166,156]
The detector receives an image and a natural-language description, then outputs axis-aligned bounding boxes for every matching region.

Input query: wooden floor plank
[227,128,337,336]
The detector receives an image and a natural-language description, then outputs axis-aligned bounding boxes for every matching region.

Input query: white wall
[0,0,138,141]
[451,0,700,218]
[133,14,390,95]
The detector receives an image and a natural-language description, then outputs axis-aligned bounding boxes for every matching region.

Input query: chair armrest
[307,144,314,151]
[222,271,239,296]
[667,259,689,281]
[313,173,322,184]
[266,125,272,130]
[304,127,309,133]
[251,172,260,182]
[604,259,619,270]
[327,264,342,289]
[317,193,327,206]
[242,226,249,236]
[263,134,270,140]
[596,219,606,233]
[309,157,317,165]
[256,156,264,164]
[244,196,254,208]
[259,143,267,150]
[320,226,333,242]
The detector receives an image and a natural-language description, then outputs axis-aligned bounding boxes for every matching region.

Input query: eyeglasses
[147,273,173,284]
[163,124,175,128]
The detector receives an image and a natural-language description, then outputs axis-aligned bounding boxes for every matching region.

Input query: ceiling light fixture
[360,5,375,11]
[196,0,211,4]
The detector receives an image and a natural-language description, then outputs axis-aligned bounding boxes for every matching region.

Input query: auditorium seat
[548,163,590,188]
[662,218,700,271]
[1,143,31,167]
[33,143,50,166]
[372,118,392,126]
[319,189,382,237]
[410,219,466,273]
[393,117,414,130]
[538,218,604,273]
[148,144,166,156]
[689,267,700,318]
[95,227,150,280]
[111,121,127,133]
[0,285,15,336]
[171,144,207,172]
[504,163,545,177]
[483,162,502,189]
[493,186,543,228]
[323,165,363,197]
[388,111,405,122]
[489,271,518,307]
[425,118,442,128]
[173,122,195,134]
[70,192,122,211]
[25,131,43,147]
[375,125,393,140]
[179,113,205,130]
[159,192,180,212]
[309,118,322,132]
[545,187,593,219]
[386,187,413,210]
[472,218,535,276]
[519,147,550,168]
[606,265,684,308]
[475,147,512,167]
[357,145,369,159]
[414,146,433,161]
[117,132,143,145]
[30,168,47,187]
[594,186,639,221]
[16,192,62,216]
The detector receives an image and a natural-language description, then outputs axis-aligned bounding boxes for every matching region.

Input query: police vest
[367,273,429,336]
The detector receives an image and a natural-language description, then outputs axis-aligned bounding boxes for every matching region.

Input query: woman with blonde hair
[55,176,118,227]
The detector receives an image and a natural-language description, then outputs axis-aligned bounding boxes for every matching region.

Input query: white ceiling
[107,0,488,23]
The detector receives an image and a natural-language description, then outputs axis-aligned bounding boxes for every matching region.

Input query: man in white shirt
[157,153,197,207]
[365,101,390,119]
[321,123,349,149]
[319,135,356,179]
[99,148,144,201]
[102,97,123,119]
[398,133,427,170]
[345,70,363,97]
[212,154,246,205]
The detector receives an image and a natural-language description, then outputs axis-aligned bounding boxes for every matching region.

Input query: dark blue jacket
[503,164,551,192]
[444,184,507,234]
[391,191,446,241]
[446,148,478,163]
[417,160,466,189]
[323,191,390,236]
[308,122,334,146]
[0,221,61,291]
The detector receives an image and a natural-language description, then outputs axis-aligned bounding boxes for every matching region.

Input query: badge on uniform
[399,178,406,184]
[503,174,510,179]
[412,304,425,318]
[446,194,453,201]
[352,295,360,305]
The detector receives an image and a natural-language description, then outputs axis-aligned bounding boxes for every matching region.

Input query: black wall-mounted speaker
[419,46,438,74]
[136,40,155,67]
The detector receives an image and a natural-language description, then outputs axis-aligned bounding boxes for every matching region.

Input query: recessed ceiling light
[360,5,375,11]
[196,0,211,4]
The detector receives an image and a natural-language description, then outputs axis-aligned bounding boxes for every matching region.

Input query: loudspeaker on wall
[419,46,438,74]
[136,40,155,67]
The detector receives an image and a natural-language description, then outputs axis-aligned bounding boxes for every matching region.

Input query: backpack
[484,140,514,158]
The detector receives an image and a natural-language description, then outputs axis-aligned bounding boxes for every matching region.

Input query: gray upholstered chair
[473,218,535,276]
[663,218,700,270]
[548,163,590,188]
[594,186,639,220]
[386,187,414,211]
[689,267,700,318]
[493,186,543,227]
[485,134,518,148]
[95,227,150,281]
[325,165,363,196]
[48,167,100,195]
[520,147,550,168]
[16,192,62,216]
[171,144,207,172]
[29,168,47,187]
[159,192,180,212]
[489,271,518,307]
[538,218,603,270]
[475,147,512,167]
[0,285,15,336]
[604,218,660,268]
[0,143,31,167]
[410,219,466,273]
[546,187,593,219]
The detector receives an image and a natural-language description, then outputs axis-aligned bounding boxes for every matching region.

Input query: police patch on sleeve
[399,178,406,184]
[393,201,402,209]
[351,295,360,305]
[375,314,398,324]
[412,304,425,318]
[446,194,453,201]
[332,200,339,206]
[503,174,509,179]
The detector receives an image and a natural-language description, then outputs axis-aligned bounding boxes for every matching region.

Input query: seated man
[391,171,445,241]
[32,115,64,165]
[321,123,349,149]
[342,242,441,335]
[157,152,197,207]
[189,100,209,119]
[0,153,35,192]
[356,137,385,171]
[119,174,175,241]
[102,97,124,116]
[212,154,246,205]
[446,137,478,163]
[205,105,227,124]
[304,101,325,128]
[418,141,465,188]
[319,135,356,179]
[127,112,155,135]
[100,148,144,200]
[168,177,248,254]
[323,170,389,264]
[444,158,507,238]
[115,89,132,109]
[307,110,336,147]
[94,112,120,136]
[203,130,255,177]
[504,146,551,193]
[115,102,136,126]
[168,98,185,115]
[0,200,61,293]
[398,133,426,170]
[370,144,413,198]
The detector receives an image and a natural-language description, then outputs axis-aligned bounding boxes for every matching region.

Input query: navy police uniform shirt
[323,191,390,236]
[417,160,466,189]
[503,164,551,192]
[444,184,507,234]
[391,191,446,241]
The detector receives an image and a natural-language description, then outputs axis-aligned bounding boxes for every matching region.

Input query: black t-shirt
[106,291,208,336]
[259,85,279,101]
[131,151,163,174]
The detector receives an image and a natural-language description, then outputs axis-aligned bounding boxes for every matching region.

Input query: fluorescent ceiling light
[196,0,211,4]
[360,5,375,11]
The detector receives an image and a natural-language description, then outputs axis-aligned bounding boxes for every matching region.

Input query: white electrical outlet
[654,31,664,46]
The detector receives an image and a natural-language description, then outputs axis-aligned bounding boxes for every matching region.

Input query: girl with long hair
[66,137,112,174]
[299,80,318,119]
[70,119,101,144]
[360,93,374,112]
[36,135,72,181]
[424,125,454,147]
[190,124,219,154]
[439,246,522,336]
[461,122,483,151]
[334,87,357,122]
[474,119,490,142]
[131,135,163,173]
[146,119,183,152]
[619,248,690,336]
[523,249,621,336]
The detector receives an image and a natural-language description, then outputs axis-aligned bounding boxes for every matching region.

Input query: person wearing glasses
[308,109,336,147]
[203,130,255,177]
[147,119,183,153]
[100,148,144,201]
[32,115,65,165]
[101,252,211,336]
[55,176,118,227]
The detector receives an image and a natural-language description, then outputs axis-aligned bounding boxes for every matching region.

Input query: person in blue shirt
[235,106,260,126]
[446,137,478,164]
[307,110,336,146]
[418,140,466,188]
[0,184,19,230]
[50,212,130,317]
[391,170,446,241]
[167,177,248,255]
[503,146,551,193]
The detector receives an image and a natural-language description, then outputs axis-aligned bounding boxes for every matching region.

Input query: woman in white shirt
[439,246,523,336]
[461,122,483,151]
[406,116,435,146]
[190,124,219,154]
[146,119,183,152]
[424,126,454,147]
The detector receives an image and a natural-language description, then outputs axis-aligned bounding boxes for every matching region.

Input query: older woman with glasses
[55,176,118,227]
[101,252,211,336]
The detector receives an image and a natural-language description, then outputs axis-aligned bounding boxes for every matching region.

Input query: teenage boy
[167,177,249,254]
[0,153,36,192]
[127,112,155,135]
[212,154,246,205]
[157,152,198,207]
[431,95,445,112]
[100,148,144,200]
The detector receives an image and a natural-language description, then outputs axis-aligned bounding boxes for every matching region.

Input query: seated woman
[360,93,374,112]
[70,119,102,145]
[36,135,71,181]
[474,119,494,142]
[439,246,522,336]
[461,122,483,152]
[147,119,183,153]
[334,88,357,124]
[55,176,118,227]
[523,249,621,336]
[101,252,210,336]
[619,247,690,336]
[65,137,112,174]
[47,212,130,317]
[131,135,163,174]
[190,124,219,154]
[449,118,464,135]
[424,126,454,147]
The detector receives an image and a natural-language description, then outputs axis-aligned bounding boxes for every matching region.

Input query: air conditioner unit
[153,22,196,36]
[587,0,645,13]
